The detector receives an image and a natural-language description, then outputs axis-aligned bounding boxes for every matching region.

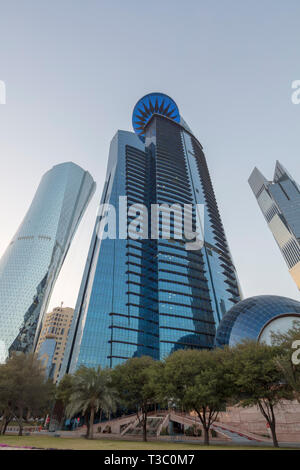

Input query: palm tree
[66,366,117,439]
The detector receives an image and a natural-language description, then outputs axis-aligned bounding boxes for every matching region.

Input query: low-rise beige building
[35,305,74,383]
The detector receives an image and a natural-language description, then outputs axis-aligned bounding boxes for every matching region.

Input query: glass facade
[215,295,300,347]
[38,338,57,379]
[0,163,96,362]
[61,93,241,376]
[249,161,300,289]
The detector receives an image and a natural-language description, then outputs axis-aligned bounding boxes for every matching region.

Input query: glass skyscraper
[61,93,241,375]
[0,162,96,362]
[249,161,300,290]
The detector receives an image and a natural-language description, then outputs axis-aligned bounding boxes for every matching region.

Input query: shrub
[160,426,169,436]
[185,425,201,437]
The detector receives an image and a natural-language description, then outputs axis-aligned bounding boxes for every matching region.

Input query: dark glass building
[215,295,300,347]
[60,93,241,375]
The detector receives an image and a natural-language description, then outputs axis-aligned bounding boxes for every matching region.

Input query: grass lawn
[0,435,290,450]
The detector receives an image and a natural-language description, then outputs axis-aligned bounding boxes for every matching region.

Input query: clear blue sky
[0,0,299,309]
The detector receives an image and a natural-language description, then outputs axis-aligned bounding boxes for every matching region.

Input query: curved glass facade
[61,93,241,376]
[215,295,300,347]
[0,163,96,362]
[259,315,300,344]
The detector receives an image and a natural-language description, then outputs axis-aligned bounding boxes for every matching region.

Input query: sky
[0,0,299,312]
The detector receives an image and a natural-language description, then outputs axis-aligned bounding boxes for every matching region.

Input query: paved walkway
[0,447,34,450]
[212,425,254,443]
[0,445,39,450]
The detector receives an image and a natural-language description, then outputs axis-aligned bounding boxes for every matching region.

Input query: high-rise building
[0,162,96,362]
[60,93,241,375]
[36,305,74,383]
[249,161,300,290]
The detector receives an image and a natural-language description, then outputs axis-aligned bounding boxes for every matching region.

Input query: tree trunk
[18,408,23,436]
[0,417,5,435]
[269,421,279,448]
[2,418,9,435]
[203,426,210,446]
[1,417,8,435]
[196,409,210,446]
[1,410,11,435]
[258,401,279,448]
[88,407,95,440]
[142,410,147,442]
[84,412,89,438]
[59,414,66,430]
[269,404,279,448]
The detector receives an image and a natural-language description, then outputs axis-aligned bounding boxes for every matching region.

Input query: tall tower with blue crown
[60,93,241,376]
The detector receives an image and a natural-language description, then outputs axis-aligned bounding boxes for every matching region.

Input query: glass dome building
[215,295,300,347]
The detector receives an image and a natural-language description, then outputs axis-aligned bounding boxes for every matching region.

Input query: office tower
[61,92,241,375]
[249,161,300,289]
[36,305,74,383]
[0,162,96,362]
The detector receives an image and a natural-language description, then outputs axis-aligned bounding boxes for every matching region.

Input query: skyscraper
[249,161,300,290]
[36,305,75,383]
[0,162,96,362]
[61,93,241,375]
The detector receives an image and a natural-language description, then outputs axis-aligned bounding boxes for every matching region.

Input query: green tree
[271,321,300,403]
[227,341,293,448]
[55,374,74,428]
[0,363,14,435]
[66,366,117,439]
[0,353,55,435]
[112,356,159,442]
[162,349,232,445]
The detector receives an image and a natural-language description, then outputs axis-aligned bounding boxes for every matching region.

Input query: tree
[55,374,74,428]
[0,353,55,435]
[227,341,293,448]
[112,356,159,442]
[0,363,14,435]
[271,321,300,403]
[162,349,232,445]
[66,366,117,439]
